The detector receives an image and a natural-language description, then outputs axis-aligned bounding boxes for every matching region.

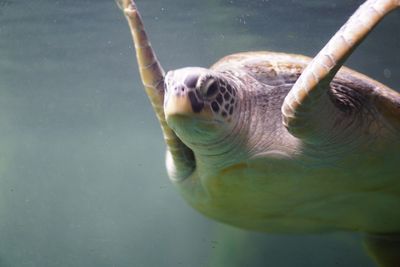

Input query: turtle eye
[184,74,199,88]
[201,79,219,98]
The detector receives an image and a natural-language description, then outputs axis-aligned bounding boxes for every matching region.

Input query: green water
[0,0,398,266]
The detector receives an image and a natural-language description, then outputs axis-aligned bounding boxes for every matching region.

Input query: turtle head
[164,67,239,146]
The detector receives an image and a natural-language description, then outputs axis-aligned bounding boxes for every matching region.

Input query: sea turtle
[116,0,400,266]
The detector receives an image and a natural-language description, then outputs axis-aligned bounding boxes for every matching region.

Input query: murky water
[0,0,398,266]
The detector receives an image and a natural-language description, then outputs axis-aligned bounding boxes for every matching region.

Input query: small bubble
[383,68,391,78]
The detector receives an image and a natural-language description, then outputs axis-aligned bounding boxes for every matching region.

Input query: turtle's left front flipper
[282,0,400,140]
[364,234,400,267]
[117,0,195,181]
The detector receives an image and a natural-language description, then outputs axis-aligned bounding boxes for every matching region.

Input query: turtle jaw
[164,91,215,125]
[164,93,227,146]
[164,68,220,143]
[164,94,194,118]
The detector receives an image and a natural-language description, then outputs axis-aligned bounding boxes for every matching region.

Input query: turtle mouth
[164,92,217,124]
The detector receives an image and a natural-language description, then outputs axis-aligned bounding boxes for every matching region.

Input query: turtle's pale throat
[166,114,221,147]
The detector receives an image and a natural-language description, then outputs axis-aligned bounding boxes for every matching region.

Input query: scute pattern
[210,79,237,118]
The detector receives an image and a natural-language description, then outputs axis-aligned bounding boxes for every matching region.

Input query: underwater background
[0,0,399,266]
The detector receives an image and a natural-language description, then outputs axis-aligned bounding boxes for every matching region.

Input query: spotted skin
[164,68,238,120]
[209,79,237,117]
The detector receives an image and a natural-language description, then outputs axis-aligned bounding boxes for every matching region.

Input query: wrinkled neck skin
[189,83,251,175]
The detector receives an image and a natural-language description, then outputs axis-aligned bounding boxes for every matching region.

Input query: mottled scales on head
[165,67,238,120]
[202,74,238,119]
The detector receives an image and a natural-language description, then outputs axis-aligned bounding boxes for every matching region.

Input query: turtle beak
[164,69,212,124]
[164,70,204,120]
[164,94,193,119]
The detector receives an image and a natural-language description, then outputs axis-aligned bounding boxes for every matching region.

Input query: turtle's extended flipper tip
[115,0,137,13]
[114,0,125,10]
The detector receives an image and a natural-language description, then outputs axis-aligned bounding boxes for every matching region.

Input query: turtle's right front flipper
[282,0,400,140]
[117,0,195,181]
